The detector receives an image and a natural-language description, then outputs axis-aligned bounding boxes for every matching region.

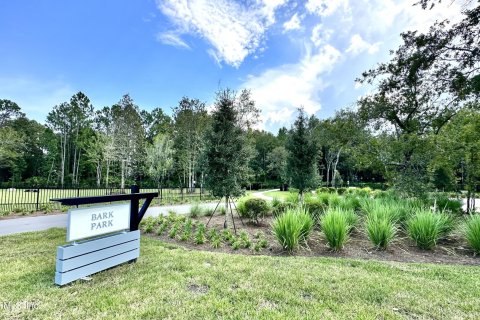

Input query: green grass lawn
[263,190,297,200]
[1,229,480,319]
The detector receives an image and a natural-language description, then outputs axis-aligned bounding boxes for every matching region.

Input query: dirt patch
[146,214,480,266]
[187,283,209,295]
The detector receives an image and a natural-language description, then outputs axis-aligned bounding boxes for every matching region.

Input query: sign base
[55,230,140,286]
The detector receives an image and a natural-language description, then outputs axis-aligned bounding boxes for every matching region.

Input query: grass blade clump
[189,203,204,218]
[365,215,396,250]
[465,214,480,255]
[407,209,453,250]
[321,208,348,251]
[272,207,313,251]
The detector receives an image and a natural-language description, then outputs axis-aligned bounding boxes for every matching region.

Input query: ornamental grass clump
[272,207,313,251]
[321,208,349,251]
[465,214,480,255]
[407,209,453,250]
[194,223,207,244]
[365,215,396,250]
[189,203,204,218]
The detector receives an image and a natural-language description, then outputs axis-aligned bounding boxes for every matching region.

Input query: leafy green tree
[437,108,480,212]
[146,134,174,191]
[0,127,25,184]
[0,99,24,127]
[141,107,172,142]
[204,89,252,229]
[267,146,288,188]
[286,109,318,199]
[172,97,209,191]
[111,94,146,189]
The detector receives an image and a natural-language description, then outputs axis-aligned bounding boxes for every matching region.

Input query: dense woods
[0,2,478,206]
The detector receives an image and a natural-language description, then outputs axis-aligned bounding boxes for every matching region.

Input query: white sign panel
[67,204,130,242]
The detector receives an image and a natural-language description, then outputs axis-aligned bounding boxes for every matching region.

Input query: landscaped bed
[1,228,480,319]
[143,212,480,266]
[139,188,480,266]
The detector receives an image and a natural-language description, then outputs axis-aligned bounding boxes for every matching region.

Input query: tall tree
[172,97,209,192]
[111,94,146,189]
[204,89,252,229]
[286,109,318,199]
[0,99,24,127]
[146,133,174,193]
[141,107,173,143]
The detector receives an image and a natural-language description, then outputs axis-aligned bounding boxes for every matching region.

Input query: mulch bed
[146,214,480,266]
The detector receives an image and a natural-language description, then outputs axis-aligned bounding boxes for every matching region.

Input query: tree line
[0,1,478,206]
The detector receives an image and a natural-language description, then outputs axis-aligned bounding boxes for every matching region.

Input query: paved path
[462,198,480,212]
[0,202,225,237]
[251,189,279,201]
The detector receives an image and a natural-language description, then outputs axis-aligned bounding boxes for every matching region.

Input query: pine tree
[286,108,318,200]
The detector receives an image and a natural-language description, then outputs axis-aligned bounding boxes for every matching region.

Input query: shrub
[336,187,347,195]
[304,198,326,223]
[189,203,204,218]
[328,193,341,208]
[465,214,480,254]
[339,195,362,212]
[317,193,331,206]
[365,215,396,250]
[272,208,313,251]
[407,210,453,250]
[240,198,270,223]
[431,194,463,215]
[272,201,290,217]
[285,192,300,205]
[321,208,348,251]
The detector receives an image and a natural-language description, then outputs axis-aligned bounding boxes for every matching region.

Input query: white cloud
[306,0,349,17]
[283,13,301,31]
[346,34,381,55]
[310,24,333,47]
[157,0,286,67]
[156,32,190,49]
[242,44,342,128]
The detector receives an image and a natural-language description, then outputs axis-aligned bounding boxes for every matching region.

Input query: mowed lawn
[1,229,480,319]
[263,190,296,200]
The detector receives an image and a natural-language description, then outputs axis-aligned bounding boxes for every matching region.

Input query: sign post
[51,186,157,286]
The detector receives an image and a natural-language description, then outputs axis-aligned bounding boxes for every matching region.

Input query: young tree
[286,108,319,200]
[204,89,252,229]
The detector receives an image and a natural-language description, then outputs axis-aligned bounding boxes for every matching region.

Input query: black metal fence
[0,187,211,213]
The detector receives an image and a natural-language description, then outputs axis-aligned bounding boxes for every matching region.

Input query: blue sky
[0,0,465,132]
